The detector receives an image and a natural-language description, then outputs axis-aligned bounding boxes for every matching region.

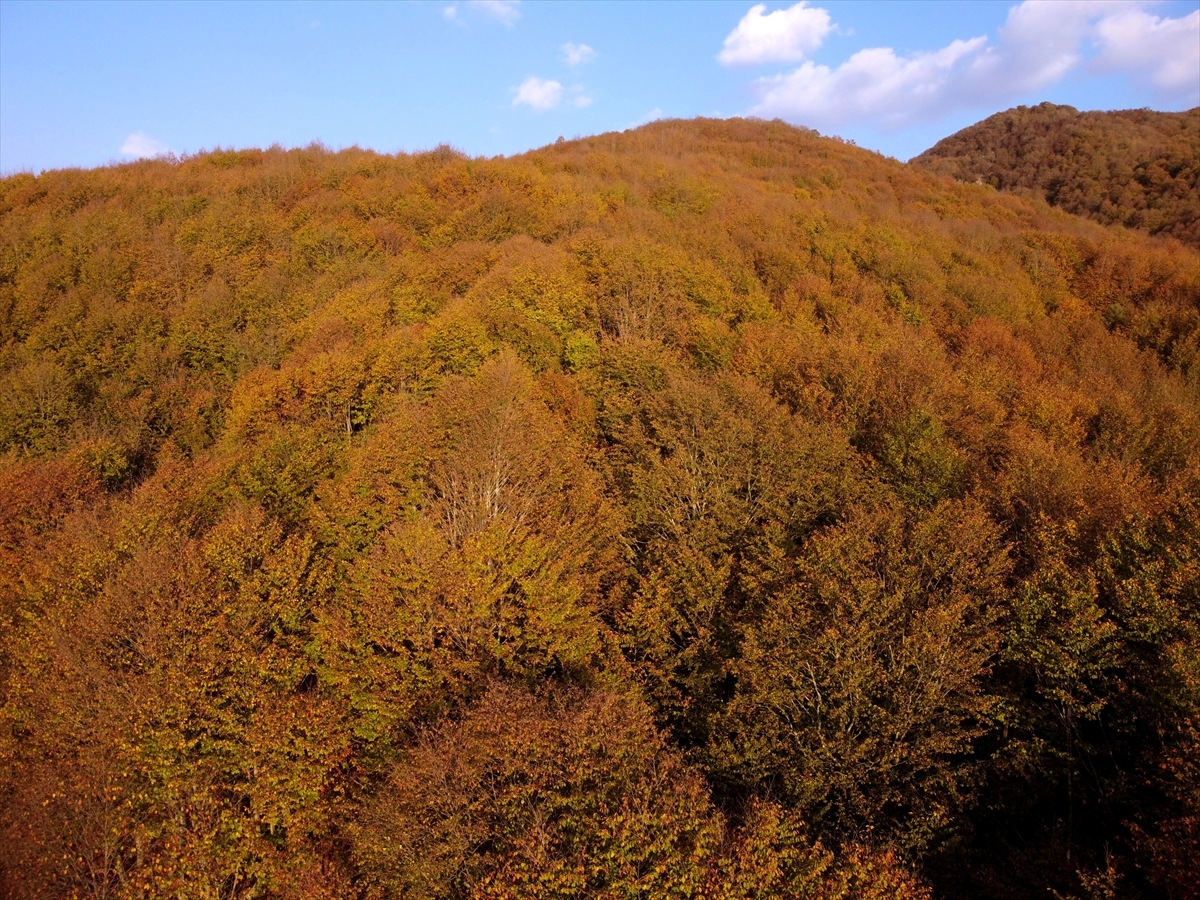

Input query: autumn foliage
[913,102,1200,247]
[1,117,1198,899]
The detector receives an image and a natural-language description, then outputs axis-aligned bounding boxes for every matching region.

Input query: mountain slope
[912,102,1200,247]
[1,118,1199,900]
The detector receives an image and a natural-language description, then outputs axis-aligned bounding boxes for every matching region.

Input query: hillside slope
[912,102,1200,247]
[2,118,1199,900]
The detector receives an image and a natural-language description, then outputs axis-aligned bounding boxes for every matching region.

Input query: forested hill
[2,118,1199,900]
[912,102,1200,247]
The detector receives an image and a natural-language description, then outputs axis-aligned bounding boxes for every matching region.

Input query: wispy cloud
[443,0,520,26]
[513,77,563,111]
[718,2,832,67]
[570,85,593,108]
[120,132,170,159]
[562,42,597,67]
[474,0,520,26]
[626,107,663,130]
[740,1,1200,131]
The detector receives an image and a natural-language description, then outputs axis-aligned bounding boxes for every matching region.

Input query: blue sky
[1,0,1197,173]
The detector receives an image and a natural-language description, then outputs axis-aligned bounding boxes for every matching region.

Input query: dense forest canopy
[912,102,1200,248]
[1,116,1198,899]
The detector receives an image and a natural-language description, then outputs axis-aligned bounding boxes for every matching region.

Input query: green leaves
[877,409,965,507]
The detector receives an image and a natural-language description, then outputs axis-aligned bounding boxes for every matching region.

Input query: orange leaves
[2,117,1200,899]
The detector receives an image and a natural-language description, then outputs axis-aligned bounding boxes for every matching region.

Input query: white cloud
[718,2,833,67]
[562,42,597,67]
[751,38,986,128]
[120,132,170,159]
[513,77,563,111]
[962,0,1140,97]
[745,0,1200,131]
[443,5,458,20]
[1093,7,1200,97]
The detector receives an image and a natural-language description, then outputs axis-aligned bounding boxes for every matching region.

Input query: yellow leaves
[707,801,833,900]
[75,437,134,490]
[426,237,600,375]
[1006,519,1119,716]
[353,513,610,692]
[225,340,380,441]
[202,504,274,588]
[818,845,932,900]
[648,169,717,220]
[562,331,599,372]
[317,281,395,338]
[425,299,498,378]
[354,682,933,899]
[686,317,736,372]
[237,689,349,843]
[205,148,266,171]
[226,367,303,437]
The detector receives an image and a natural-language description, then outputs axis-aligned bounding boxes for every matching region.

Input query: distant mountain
[912,103,1200,247]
